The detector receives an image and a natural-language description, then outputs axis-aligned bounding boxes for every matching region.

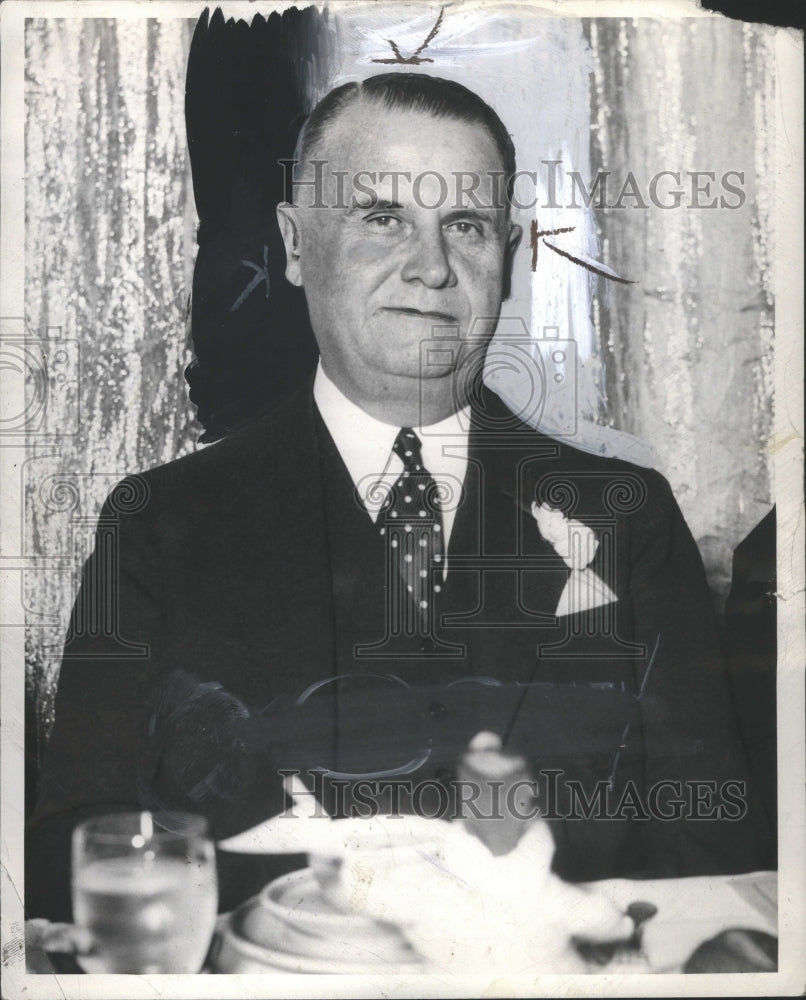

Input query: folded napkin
[311,819,634,974]
[219,791,777,974]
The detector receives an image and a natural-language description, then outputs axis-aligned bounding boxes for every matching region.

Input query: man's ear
[276,202,303,287]
[502,222,523,300]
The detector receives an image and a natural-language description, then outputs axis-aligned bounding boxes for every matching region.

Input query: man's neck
[320,366,471,428]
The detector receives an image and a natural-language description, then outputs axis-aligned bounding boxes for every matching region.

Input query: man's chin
[375,362,457,383]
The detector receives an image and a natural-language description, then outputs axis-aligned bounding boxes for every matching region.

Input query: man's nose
[400,227,457,288]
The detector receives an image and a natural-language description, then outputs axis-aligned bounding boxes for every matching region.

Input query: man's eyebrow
[346,196,404,214]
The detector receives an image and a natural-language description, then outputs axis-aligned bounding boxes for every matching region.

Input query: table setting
[25,737,778,976]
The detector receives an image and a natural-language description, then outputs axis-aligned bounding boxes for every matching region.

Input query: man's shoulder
[477,385,676,525]
[478,385,666,479]
[107,379,315,512]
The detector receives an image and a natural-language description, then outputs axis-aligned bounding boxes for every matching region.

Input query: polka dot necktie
[379,428,445,635]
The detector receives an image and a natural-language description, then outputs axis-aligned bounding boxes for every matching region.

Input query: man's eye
[366,215,400,229]
[446,220,481,236]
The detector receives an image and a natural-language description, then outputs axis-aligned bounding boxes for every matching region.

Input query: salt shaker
[456,731,538,856]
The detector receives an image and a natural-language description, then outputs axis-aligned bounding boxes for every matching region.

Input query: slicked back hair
[294,72,517,213]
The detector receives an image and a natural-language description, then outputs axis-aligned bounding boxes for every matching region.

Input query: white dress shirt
[313,364,470,561]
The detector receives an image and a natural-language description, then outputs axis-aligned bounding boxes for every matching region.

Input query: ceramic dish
[211,868,424,973]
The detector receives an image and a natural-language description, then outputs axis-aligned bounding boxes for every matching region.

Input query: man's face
[278,100,521,419]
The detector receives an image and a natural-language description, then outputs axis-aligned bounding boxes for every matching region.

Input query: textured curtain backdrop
[587,17,774,600]
[24,18,199,769]
[23,10,774,768]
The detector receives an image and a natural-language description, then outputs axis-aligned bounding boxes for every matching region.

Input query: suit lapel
[238,380,337,701]
[451,389,570,617]
[429,388,569,684]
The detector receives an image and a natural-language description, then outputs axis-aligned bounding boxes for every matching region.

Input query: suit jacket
[26,378,770,919]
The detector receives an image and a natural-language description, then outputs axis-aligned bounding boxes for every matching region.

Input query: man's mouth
[380,307,458,322]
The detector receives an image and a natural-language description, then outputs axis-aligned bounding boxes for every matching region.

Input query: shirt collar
[312,362,470,491]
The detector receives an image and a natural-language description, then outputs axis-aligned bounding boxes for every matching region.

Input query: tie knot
[392,427,425,473]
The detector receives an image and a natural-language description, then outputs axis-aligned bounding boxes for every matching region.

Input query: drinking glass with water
[71,811,218,973]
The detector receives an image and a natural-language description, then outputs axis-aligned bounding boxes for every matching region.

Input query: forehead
[306,100,507,205]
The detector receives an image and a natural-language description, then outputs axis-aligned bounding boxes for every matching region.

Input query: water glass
[71,811,218,973]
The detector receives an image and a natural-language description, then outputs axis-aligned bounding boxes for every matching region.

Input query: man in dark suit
[26,73,770,922]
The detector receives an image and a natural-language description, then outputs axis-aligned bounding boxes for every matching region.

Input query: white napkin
[316,819,634,974]
[220,801,777,974]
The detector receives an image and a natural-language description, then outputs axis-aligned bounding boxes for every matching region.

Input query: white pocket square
[555,567,618,617]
